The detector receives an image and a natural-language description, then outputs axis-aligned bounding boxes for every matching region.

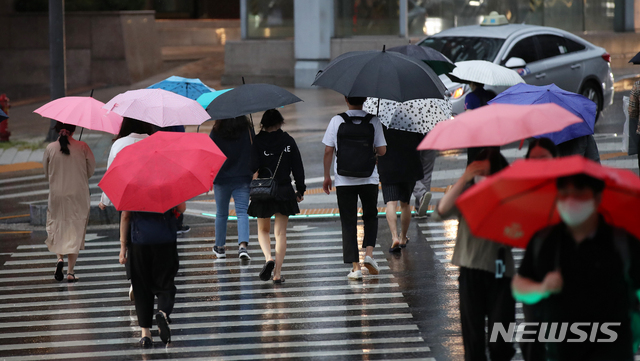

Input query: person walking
[99,117,154,300]
[377,125,423,252]
[249,109,306,284]
[43,122,96,282]
[159,125,191,235]
[322,96,387,280]
[513,174,640,361]
[434,148,516,361]
[119,203,185,347]
[209,115,254,260]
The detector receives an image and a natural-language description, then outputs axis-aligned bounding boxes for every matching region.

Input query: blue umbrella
[196,88,233,108]
[147,76,213,100]
[0,108,7,121]
[488,83,595,145]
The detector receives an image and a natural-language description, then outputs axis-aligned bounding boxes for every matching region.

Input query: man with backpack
[322,96,387,280]
[512,174,640,361]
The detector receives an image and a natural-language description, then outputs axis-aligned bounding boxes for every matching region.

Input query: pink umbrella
[103,89,210,127]
[417,103,583,150]
[34,96,124,134]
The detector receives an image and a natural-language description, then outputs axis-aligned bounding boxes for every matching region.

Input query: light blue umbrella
[488,83,596,145]
[197,88,233,109]
[147,76,213,100]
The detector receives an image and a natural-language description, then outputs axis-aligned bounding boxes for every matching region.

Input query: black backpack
[336,112,376,177]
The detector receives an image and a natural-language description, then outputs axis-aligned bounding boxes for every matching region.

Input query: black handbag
[250,151,284,201]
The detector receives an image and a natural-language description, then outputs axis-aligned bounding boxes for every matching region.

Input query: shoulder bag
[250,151,284,201]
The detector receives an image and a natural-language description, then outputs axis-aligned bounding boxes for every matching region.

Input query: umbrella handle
[376,98,381,116]
[79,127,84,141]
[197,125,200,133]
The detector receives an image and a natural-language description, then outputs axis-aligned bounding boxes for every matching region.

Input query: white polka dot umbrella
[363,97,452,134]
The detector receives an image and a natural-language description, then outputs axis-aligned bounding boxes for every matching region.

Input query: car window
[504,36,539,64]
[536,35,569,59]
[565,38,586,53]
[419,37,505,62]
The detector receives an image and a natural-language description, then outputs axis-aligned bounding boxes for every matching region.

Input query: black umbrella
[206,83,303,120]
[312,47,447,102]
[387,44,455,75]
[630,52,640,64]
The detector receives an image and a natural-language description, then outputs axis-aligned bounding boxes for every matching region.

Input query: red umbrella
[456,156,640,248]
[417,103,582,150]
[98,132,226,213]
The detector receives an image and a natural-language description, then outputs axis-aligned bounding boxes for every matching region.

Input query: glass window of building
[334,0,400,37]
[246,0,294,38]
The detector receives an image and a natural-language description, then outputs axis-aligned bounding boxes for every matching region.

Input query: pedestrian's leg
[214,183,232,248]
[421,149,437,192]
[359,184,379,258]
[67,253,78,280]
[336,186,360,270]
[459,267,489,361]
[385,201,400,247]
[520,304,546,361]
[272,213,288,280]
[257,218,273,261]
[399,201,411,244]
[232,183,251,249]
[130,244,155,339]
[154,243,179,317]
[487,277,516,361]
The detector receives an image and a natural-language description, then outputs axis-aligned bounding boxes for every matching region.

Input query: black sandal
[259,260,275,281]
[400,237,410,248]
[54,259,64,281]
[139,336,152,348]
[273,276,285,284]
[66,273,78,283]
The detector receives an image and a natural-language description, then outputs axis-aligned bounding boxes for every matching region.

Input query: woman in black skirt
[249,109,306,284]
[377,125,424,252]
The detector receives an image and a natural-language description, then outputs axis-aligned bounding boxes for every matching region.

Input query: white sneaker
[418,192,432,217]
[363,256,380,275]
[347,269,363,280]
[129,284,135,301]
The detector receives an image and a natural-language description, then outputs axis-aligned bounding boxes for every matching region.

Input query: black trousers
[520,304,546,361]
[130,242,179,328]
[459,267,516,361]
[336,184,378,263]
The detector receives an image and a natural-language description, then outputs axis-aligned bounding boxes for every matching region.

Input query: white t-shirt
[100,133,149,206]
[322,110,387,187]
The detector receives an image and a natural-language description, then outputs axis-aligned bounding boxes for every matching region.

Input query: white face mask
[556,198,596,226]
[474,175,487,184]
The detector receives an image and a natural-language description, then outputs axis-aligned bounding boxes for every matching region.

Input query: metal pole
[399,0,408,37]
[46,0,66,142]
[240,0,247,39]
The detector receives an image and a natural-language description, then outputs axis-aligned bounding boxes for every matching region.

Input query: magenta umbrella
[34,96,124,134]
[103,89,210,127]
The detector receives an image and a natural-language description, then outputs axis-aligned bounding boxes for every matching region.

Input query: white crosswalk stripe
[0,228,437,360]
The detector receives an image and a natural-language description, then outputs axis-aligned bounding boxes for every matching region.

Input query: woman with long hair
[43,121,96,282]
[435,148,516,360]
[99,117,154,299]
[249,109,306,284]
[209,115,254,259]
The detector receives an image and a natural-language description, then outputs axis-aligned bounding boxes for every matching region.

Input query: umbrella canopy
[103,89,210,128]
[34,96,124,134]
[0,108,7,121]
[197,88,233,108]
[312,49,447,102]
[147,76,213,100]
[456,156,640,248]
[98,132,227,213]
[417,103,583,150]
[206,83,302,120]
[363,97,452,134]
[447,60,525,87]
[489,83,596,145]
[629,52,640,64]
[387,44,456,75]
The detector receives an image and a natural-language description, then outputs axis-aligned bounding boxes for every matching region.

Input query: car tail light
[601,52,611,63]
[451,86,465,99]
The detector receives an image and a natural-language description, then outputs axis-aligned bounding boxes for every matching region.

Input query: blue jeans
[214,182,250,247]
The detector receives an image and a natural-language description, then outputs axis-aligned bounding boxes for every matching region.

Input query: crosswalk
[0,226,437,360]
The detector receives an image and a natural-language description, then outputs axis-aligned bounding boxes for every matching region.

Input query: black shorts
[381,182,415,204]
